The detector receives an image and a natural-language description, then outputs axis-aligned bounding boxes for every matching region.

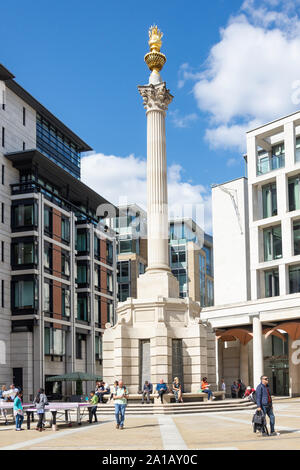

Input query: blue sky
[2,0,300,232]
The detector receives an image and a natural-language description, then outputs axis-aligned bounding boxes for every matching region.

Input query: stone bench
[113,391,225,405]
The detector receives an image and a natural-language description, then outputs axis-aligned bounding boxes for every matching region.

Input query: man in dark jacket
[256,376,279,436]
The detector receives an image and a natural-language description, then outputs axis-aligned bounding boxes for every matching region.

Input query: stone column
[252,316,264,387]
[137,82,179,299]
[240,343,249,385]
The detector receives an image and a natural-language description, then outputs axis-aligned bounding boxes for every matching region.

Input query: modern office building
[0,63,117,400]
[112,204,147,302]
[112,208,214,307]
[169,219,214,307]
[202,111,300,397]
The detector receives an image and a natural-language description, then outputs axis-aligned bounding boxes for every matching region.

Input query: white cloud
[169,109,198,128]
[81,153,212,233]
[182,0,300,151]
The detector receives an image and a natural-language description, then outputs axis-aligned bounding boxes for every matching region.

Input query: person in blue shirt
[141,381,153,404]
[13,391,24,431]
[256,375,279,437]
[156,380,168,404]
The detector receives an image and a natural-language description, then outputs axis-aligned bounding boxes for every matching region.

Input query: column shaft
[252,316,264,387]
[147,109,169,271]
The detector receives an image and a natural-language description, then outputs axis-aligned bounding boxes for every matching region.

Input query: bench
[105,391,225,405]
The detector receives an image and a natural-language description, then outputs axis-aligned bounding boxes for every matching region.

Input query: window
[2,127,4,147]
[44,206,52,234]
[94,296,101,325]
[12,240,37,267]
[119,239,133,254]
[106,241,113,265]
[289,176,300,212]
[77,263,89,286]
[77,293,89,322]
[76,334,84,359]
[61,287,70,317]
[12,279,38,311]
[45,327,66,356]
[265,270,279,298]
[22,107,26,126]
[262,183,277,219]
[118,283,130,302]
[203,245,213,276]
[43,281,52,313]
[263,225,282,261]
[94,234,100,259]
[76,229,89,253]
[95,335,103,360]
[94,265,100,290]
[1,241,3,262]
[61,217,70,243]
[118,261,130,282]
[296,137,300,162]
[107,271,113,294]
[1,164,4,185]
[1,202,4,224]
[61,251,70,277]
[257,144,285,176]
[293,221,300,256]
[289,265,300,294]
[12,202,37,229]
[44,242,52,272]
[170,246,186,268]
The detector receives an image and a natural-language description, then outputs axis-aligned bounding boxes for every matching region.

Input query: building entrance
[264,334,289,396]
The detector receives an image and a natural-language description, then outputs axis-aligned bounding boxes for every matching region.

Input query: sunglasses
[262,378,269,381]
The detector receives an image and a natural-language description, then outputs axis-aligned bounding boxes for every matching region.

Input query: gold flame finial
[148,25,163,53]
[144,25,166,74]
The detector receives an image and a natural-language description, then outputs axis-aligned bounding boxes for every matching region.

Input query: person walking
[256,375,279,437]
[220,379,226,395]
[156,380,168,404]
[88,391,99,423]
[141,381,153,404]
[13,391,24,431]
[113,380,128,430]
[33,388,48,431]
[172,377,183,403]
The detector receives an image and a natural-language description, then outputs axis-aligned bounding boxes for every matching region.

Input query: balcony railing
[257,154,285,176]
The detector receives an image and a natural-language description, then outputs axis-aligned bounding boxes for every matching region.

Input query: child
[89,391,99,423]
[13,391,24,431]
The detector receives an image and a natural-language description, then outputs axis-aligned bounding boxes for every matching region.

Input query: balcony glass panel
[262,183,277,218]
[263,225,282,261]
[265,270,279,298]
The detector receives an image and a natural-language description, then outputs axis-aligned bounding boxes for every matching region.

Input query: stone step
[95,405,256,415]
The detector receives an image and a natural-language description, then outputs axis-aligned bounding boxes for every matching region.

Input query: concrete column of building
[252,315,264,387]
[239,343,249,386]
[284,121,295,169]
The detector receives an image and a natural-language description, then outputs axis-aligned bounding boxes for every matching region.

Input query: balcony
[257,154,285,176]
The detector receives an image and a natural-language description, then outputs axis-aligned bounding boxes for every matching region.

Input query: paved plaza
[0,399,300,450]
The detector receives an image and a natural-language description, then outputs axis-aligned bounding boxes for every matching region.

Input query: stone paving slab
[1,399,300,450]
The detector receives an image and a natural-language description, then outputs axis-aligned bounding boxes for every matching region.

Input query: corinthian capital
[138,82,173,112]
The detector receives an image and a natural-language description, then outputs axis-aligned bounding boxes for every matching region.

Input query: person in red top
[201,378,216,401]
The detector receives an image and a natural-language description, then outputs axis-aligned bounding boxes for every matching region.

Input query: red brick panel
[53,209,62,243]
[101,298,107,328]
[53,280,62,328]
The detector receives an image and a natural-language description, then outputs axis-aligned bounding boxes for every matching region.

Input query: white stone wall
[11,332,33,400]
[212,178,250,305]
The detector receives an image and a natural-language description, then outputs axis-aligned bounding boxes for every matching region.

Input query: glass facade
[12,240,37,268]
[257,143,285,176]
[77,293,90,322]
[44,327,66,356]
[263,225,282,261]
[293,221,300,256]
[36,113,81,179]
[262,183,277,218]
[289,265,300,294]
[12,201,38,230]
[288,175,300,212]
[265,269,279,298]
[12,278,38,312]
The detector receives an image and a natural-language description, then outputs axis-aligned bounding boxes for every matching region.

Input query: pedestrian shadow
[124,424,160,430]
[277,429,300,435]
